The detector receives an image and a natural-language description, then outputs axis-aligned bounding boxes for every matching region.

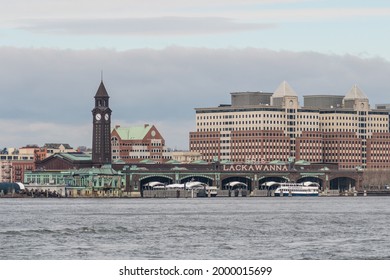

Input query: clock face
[95,113,101,120]
[104,113,109,121]
[151,130,156,137]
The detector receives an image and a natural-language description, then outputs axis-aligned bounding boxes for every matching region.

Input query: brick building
[190,81,390,169]
[111,124,171,164]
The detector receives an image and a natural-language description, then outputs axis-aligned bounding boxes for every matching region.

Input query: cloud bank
[0,46,389,149]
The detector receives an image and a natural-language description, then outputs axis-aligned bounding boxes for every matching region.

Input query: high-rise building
[189,81,390,169]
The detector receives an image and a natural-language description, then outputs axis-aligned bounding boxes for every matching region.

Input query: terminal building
[189,81,390,169]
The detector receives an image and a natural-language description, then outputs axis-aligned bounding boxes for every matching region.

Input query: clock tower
[92,81,112,166]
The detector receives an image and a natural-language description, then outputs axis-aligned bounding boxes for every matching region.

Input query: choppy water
[1,197,390,260]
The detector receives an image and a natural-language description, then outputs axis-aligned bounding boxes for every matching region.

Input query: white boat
[274,182,319,197]
[144,181,166,189]
[164,181,205,190]
[196,186,218,197]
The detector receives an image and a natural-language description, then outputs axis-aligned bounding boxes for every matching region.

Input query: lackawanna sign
[222,164,289,172]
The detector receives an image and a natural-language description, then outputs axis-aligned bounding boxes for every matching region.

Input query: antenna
[101,70,103,82]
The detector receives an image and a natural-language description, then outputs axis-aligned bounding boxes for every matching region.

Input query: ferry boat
[274,182,319,197]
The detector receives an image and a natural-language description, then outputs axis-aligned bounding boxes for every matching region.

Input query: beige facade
[44,143,75,157]
[169,151,202,163]
[190,81,390,169]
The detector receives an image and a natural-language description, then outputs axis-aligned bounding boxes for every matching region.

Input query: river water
[1,197,390,260]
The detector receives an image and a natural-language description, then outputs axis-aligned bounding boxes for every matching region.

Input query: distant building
[111,124,171,164]
[190,81,390,169]
[0,146,37,183]
[35,152,92,170]
[169,151,203,163]
[0,160,12,183]
[11,160,34,182]
[34,148,48,162]
[44,143,75,157]
[0,147,35,161]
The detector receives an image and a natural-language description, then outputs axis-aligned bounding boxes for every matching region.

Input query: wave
[0,226,135,236]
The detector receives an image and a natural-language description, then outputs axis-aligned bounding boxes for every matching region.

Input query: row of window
[197,113,387,121]
[0,156,34,160]
[370,147,390,151]
[372,135,390,139]
[200,127,387,134]
[321,122,387,128]
[369,165,390,169]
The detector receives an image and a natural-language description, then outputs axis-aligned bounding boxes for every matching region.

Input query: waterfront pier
[117,161,363,198]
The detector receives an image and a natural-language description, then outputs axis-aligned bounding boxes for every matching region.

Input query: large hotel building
[189,81,390,169]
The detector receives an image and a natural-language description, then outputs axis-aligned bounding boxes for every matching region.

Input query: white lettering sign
[222,164,289,172]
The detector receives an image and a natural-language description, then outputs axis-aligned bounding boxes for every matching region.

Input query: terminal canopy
[144,181,165,188]
[225,181,248,188]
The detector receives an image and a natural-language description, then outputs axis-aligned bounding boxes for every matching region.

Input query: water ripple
[1,197,390,259]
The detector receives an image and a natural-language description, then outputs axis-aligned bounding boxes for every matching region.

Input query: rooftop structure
[230,91,273,106]
[303,95,344,109]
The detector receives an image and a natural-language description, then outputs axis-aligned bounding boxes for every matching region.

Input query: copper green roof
[139,159,156,164]
[269,160,286,165]
[166,159,182,164]
[113,125,152,140]
[72,165,119,175]
[129,165,148,170]
[190,159,208,164]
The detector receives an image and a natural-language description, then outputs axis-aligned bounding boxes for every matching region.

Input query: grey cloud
[19,17,275,36]
[0,47,389,149]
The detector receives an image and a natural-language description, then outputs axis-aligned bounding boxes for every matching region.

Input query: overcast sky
[1,0,390,150]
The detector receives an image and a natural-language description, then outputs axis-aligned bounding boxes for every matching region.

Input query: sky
[1,0,390,150]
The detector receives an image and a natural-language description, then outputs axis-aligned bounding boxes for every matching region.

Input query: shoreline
[2,191,390,199]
